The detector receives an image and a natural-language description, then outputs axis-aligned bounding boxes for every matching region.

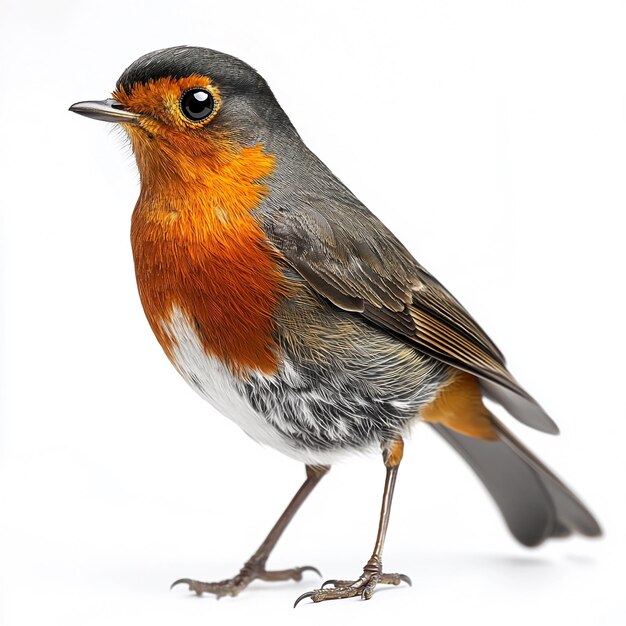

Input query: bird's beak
[69,98,141,125]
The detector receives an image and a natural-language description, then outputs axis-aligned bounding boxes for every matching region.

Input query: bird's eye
[180,88,215,122]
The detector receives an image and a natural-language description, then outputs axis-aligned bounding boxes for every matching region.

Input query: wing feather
[258,195,559,434]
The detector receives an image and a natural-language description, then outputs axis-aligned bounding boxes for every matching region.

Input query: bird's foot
[294,556,410,606]
[171,558,321,599]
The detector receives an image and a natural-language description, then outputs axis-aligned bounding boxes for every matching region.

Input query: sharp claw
[294,590,317,608]
[300,565,323,578]
[321,579,339,589]
[399,574,412,587]
[170,578,192,590]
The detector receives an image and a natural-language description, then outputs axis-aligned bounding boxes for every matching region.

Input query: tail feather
[430,416,602,547]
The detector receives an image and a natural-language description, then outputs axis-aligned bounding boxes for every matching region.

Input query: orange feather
[421,371,498,440]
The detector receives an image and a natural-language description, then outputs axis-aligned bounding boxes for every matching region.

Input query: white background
[1,1,625,625]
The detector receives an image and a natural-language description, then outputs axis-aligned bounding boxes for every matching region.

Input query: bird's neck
[135,132,274,196]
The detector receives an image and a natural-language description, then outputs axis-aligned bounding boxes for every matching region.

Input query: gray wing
[261,196,559,434]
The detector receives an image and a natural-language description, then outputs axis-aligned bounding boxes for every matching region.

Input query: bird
[69,46,601,606]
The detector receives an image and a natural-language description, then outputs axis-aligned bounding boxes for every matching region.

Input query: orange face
[114,75,221,131]
[116,76,289,377]
[112,75,238,186]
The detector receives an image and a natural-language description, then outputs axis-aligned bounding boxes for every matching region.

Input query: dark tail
[430,415,602,547]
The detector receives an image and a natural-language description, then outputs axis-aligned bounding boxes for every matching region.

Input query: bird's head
[70,47,293,185]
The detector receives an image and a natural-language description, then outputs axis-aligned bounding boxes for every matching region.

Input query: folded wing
[260,196,558,434]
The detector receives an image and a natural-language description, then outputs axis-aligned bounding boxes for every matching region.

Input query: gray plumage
[243,269,452,457]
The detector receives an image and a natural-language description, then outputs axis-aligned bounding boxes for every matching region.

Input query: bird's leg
[172,464,329,598]
[295,439,410,606]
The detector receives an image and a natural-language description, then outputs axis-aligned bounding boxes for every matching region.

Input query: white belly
[161,306,346,464]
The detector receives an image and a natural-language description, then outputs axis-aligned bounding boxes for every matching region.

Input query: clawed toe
[170,577,244,598]
[299,565,323,578]
[294,565,411,606]
[380,572,412,586]
[294,583,362,606]
[170,578,214,596]
[294,590,318,608]
[170,578,191,590]
[170,563,322,599]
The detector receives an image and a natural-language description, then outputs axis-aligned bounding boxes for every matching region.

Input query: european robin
[70,46,601,605]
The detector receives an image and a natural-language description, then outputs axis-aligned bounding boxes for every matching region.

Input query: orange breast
[130,143,288,376]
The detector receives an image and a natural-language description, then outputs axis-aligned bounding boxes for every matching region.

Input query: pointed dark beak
[69,98,141,125]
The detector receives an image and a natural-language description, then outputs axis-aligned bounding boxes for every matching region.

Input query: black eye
[180,88,215,122]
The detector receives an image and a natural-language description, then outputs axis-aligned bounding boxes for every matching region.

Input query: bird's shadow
[397,548,599,593]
